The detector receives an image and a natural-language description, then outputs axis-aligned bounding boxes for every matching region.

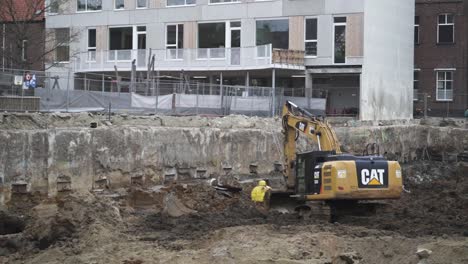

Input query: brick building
[414,0,468,117]
[0,0,45,71]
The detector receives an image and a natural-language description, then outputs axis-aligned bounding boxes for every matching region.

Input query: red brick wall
[0,21,45,71]
[415,0,468,116]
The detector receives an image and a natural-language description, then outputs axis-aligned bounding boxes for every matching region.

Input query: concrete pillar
[220,72,224,94]
[245,71,250,95]
[272,69,276,116]
[305,72,313,98]
[209,75,214,95]
[84,73,87,91]
[220,72,224,113]
[101,73,105,95]
[305,72,313,109]
[245,71,250,87]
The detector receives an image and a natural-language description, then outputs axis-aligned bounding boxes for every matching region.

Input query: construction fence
[0,70,327,117]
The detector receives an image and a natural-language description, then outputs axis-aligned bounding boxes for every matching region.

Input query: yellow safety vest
[251,186,269,202]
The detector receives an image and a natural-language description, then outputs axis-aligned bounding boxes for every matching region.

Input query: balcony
[74,45,305,73]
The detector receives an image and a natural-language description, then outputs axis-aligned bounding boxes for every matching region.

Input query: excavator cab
[295,151,335,196]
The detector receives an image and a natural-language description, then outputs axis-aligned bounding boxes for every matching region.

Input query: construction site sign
[14,75,23,86]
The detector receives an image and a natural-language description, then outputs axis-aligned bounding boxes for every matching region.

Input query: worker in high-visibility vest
[251,180,271,211]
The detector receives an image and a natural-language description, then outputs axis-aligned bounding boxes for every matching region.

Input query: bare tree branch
[0,0,78,71]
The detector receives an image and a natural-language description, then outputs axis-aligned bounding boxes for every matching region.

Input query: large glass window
[137,0,147,8]
[55,28,70,62]
[77,0,102,12]
[305,18,317,56]
[333,17,346,64]
[109,27,133,50]
[438,14,454,43]
[167,0,195,6]
[414,16,420,44]
[115,0,125,9]
[256,19,289,49]
[198,22,226,48]
[436,71,453,101]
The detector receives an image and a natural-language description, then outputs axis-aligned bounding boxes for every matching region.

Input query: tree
[0,0,78,71]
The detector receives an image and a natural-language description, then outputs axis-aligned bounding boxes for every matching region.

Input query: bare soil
[0,161,467,264]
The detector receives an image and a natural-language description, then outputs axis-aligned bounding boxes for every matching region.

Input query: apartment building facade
[46,0,414,120]
[414,0,468,117]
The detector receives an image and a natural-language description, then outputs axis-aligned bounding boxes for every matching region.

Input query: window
[438,14,454,43]
[305,18,317,57]
[198,22,226,49]
[198,22,225,58]
[137,26,146,50]
[87,28,96,61]
[167,0,195,6]
[209,0,240,3]
[230,21,241,48]
[109,27,133,50]
[115,0,124,9]
[55,28,70,62]
[77,0,102,12]
[137,0,147,8]
[413,71,419,101]
[436,71,453,101]
[22,40,28,61]
[256,19,289,49]
[166,24,184,59]
[414,16,419,44]
[333,17,346,64]
[49,0,60,13]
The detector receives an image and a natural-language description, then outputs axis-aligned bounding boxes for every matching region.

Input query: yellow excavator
[275,101,403,218]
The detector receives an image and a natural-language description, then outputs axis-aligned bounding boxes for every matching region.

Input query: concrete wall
[0,115,466,198]
[360,0,415,120]
[0,126,282,197]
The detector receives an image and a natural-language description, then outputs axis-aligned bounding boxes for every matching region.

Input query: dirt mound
[337,162,468,237]
[0,193,124,261]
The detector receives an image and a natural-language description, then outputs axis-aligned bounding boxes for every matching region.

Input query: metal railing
[0,70,326,117]
[74,44,305,72]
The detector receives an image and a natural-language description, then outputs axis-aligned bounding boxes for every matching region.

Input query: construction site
[0,111,467,264]
[0,0,467,263]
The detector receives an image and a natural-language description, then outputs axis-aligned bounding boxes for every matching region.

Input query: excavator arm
[282,101,342,188]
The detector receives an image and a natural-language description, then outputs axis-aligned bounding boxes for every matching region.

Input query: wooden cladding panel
[346,13,364,57]
[289,16,305,51]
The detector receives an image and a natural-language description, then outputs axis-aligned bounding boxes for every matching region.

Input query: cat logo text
[360,169,385,186]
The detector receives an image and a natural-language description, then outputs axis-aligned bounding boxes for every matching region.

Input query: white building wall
[360,0,414,120]
[44,0,415,121]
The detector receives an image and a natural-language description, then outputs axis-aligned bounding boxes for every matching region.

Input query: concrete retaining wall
[0,126,283,197]
[0,115,466,199]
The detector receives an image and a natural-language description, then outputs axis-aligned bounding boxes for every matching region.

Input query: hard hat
[258,180,267,186]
